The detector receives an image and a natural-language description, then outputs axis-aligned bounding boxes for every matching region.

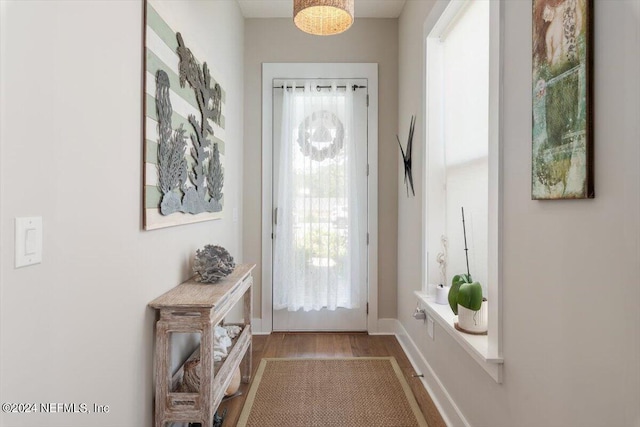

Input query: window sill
[415,290,503,382]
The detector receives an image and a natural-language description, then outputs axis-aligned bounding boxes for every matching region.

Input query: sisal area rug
[237,357,429,427]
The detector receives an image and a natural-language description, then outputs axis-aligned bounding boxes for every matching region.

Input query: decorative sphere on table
[193,245,235,283]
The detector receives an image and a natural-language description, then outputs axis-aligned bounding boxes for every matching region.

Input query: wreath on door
[297,110,345,162]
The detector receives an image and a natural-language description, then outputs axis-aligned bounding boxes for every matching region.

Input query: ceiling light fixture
[293,0,354,36]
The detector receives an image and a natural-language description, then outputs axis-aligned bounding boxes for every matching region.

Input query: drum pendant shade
[294,0,354,36]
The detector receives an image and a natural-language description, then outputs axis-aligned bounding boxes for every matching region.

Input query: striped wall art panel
[144,0,227,230]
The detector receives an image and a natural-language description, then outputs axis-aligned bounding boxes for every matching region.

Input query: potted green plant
[448,273,487,334]
[447,208,488,334]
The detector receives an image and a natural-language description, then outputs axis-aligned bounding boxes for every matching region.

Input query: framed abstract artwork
[143,0,227,229]
[532,0,594,200]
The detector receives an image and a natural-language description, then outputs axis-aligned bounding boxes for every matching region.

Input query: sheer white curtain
[273,82,362,312]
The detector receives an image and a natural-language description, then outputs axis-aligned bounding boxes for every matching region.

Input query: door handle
[274,207,278,225]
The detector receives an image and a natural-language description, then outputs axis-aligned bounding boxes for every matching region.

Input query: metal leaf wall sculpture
[156,70,188,215]
[152,32,225,218]
[207,142,224,212]
[177,33,222,129]
[182,114,210,214]
[178,33,210,214]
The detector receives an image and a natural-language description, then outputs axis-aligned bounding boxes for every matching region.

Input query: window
[419,0,503,382]
[427,0,489,294]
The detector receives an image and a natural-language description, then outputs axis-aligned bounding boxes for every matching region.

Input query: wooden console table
[149,264,255,427]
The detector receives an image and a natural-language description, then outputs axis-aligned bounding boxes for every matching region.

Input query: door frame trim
[261,63,379,333]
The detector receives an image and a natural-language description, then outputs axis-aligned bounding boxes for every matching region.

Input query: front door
[272,79,368,331]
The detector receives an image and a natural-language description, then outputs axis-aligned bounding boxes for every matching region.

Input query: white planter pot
[457,300,488,334]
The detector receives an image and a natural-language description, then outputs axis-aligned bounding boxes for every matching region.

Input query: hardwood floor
[217,333,447,427]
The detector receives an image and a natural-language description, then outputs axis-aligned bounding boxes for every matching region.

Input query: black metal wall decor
[397,115,416,197]
[144,1,227,229]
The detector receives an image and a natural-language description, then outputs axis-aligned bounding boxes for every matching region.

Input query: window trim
[420,0,504,383]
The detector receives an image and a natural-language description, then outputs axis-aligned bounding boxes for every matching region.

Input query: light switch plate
[427,315,435,340]
[15,216,42,268]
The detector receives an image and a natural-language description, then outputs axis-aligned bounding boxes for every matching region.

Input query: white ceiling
[237,0,407,19]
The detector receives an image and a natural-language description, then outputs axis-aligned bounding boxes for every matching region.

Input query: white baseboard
[251,317,397,335]
[251,318,271,335]
[392,318,470,427]
[370,318,401,335]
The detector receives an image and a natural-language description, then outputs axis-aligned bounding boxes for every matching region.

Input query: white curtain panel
[273,82,362,312]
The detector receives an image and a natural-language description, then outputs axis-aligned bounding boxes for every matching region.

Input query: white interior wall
[1,1,638,426]
[399,1,640,426]
[243,18,399,321]
[0,1,244,426]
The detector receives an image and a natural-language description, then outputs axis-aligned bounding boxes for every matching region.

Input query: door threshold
[275,331,369,335]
